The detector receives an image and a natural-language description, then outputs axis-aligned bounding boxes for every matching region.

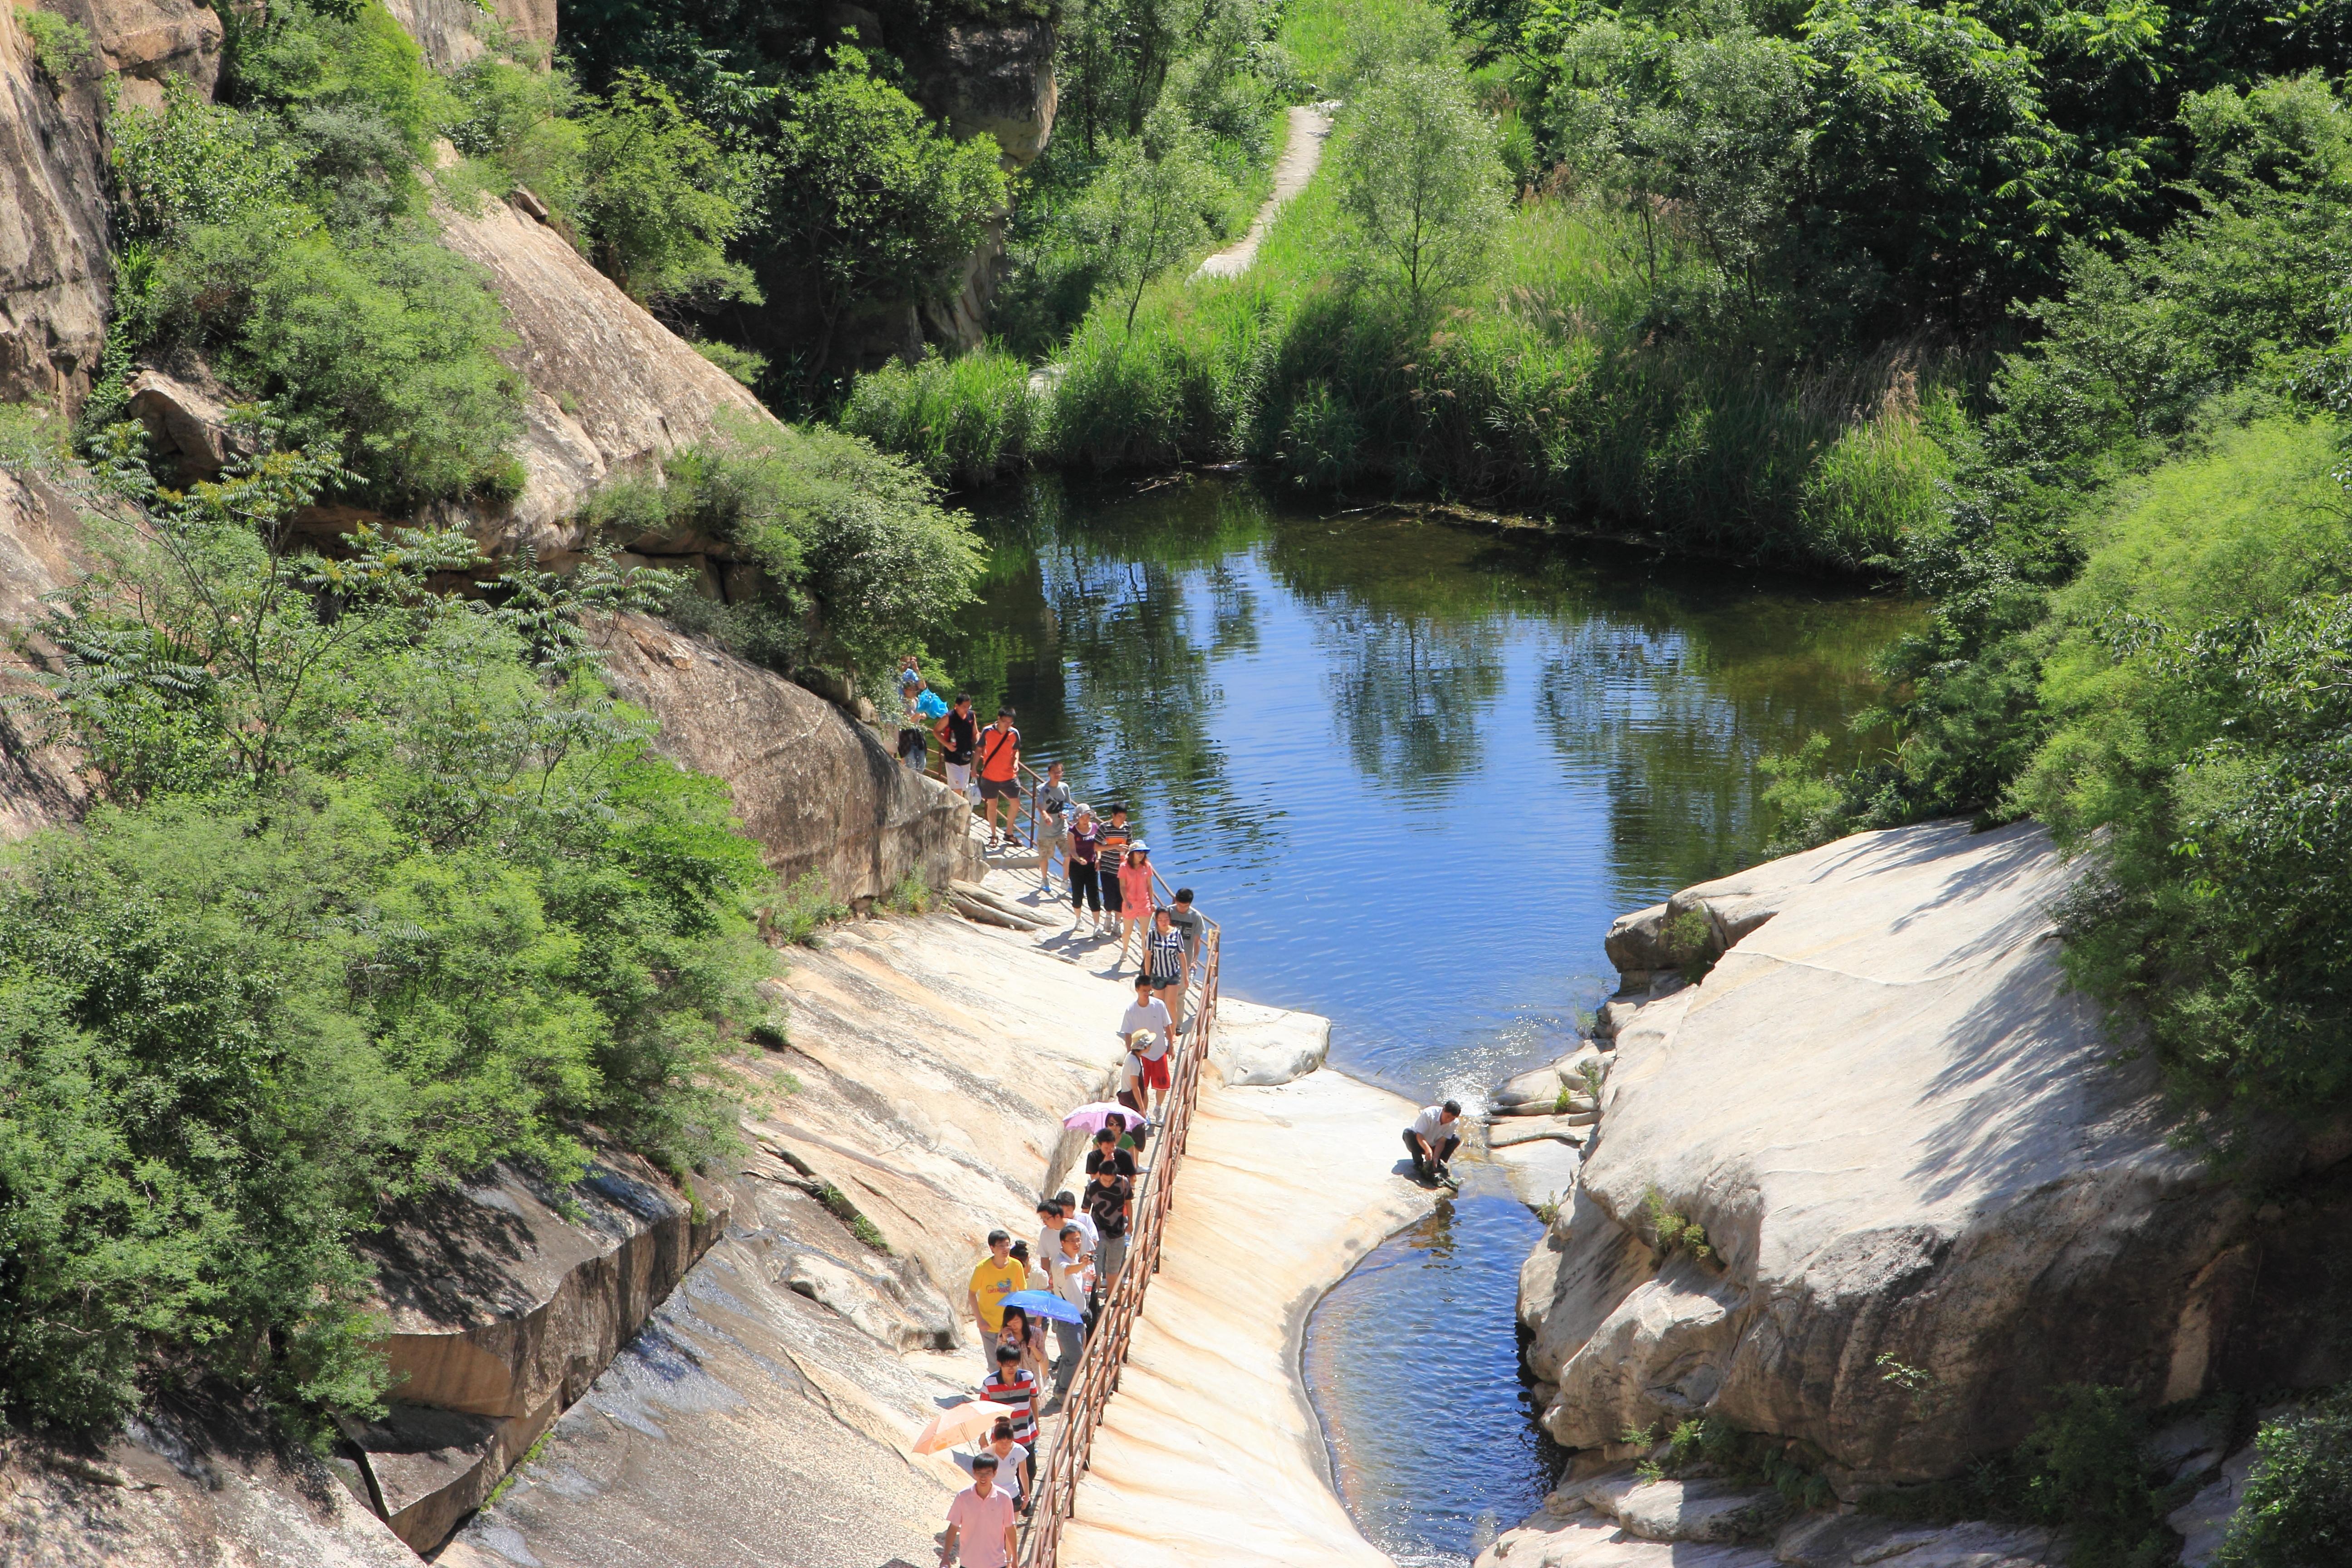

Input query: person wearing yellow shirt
[965,1229,1028,1379]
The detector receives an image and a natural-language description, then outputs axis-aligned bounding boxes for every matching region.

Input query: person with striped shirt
[983,1344,1039,1446]
[1146,907,1186,1032]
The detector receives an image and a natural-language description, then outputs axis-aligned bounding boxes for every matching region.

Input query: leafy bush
[573,69,763,312]
[2219,1387,2352,1568]
[0,426,775,1438]
[13,2,92,87]
[583,411,983,693]
[140,208,525,506]
[772,869,848,946]
[768,47,1010,388]
[1643,1189,1715,1262]
[839,345,1041,486]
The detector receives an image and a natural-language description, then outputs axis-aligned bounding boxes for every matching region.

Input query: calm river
[944,473,1916,1567]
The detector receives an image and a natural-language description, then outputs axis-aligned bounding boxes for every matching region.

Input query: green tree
[1333,58,1507,316]
[1078,108,1225,331]
[769,48,1009,387]
[577,69,764,312]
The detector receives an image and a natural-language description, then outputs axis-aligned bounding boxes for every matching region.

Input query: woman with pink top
[1117,843,1157,974]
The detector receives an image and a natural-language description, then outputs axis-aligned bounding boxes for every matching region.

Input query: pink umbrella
[913,1400,1016,1455]
[1061,1101,1140,1133]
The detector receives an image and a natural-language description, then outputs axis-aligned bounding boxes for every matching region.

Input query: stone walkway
[1054,1066,1429,1568]
[1194,104,1335,280]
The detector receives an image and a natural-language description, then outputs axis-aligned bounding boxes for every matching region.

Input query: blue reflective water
[944,473,1915,1564]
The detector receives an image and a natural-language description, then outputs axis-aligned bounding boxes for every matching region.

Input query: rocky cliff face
[588,612,980,901]
[0,0,219,407]
[423,186,778,563]
[1519,820,2349,1493]
[0,463,93,837]
[436,897,1163,1568]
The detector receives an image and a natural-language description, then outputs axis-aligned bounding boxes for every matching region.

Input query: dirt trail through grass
[1193,105,1334,279]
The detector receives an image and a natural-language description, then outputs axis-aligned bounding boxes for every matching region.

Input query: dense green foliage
[2219,1389,2352,1567]
[0,425,775,1437]
[1752,75,2352,1141]
[586,411,985,691]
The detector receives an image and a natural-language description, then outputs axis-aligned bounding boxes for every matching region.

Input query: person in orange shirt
[976,706,1023,849]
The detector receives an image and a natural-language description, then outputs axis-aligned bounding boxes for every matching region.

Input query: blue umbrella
[1001,1289,1083,1324]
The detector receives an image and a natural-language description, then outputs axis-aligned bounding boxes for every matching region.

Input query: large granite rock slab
[587,612,977,901]
[1212,995,1330,1084]
[0,1405,417,1567]
[426,189,776,560]
[441,902,1159,1568]
[1521,821,2275,1486]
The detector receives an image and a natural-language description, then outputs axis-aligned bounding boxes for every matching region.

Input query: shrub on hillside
[2218,1388,2352,1568]
[583,412,983,693]
[0,426,775,1439]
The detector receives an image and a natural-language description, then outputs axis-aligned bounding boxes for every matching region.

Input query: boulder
[425,186,776,560]
[585,612,978,902]
[1209,996,1332,1086]
[1573,1471,1784,1543]
[1490,1116,1592,1149]
[1603,902,1674,974]
[1494,1063,1569,1108]
[353,1151,729,1550]
[0,1406,418,1568]
[1520,820,2286,1485]
[126,366,239,482]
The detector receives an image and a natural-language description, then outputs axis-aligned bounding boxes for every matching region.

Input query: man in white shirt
[940,1453,1017,1568]
[1405,1100,1462,1186]
[1119,973,1175,1045]
[1048,1222,1093,1392]
[1054,1188,1098,1253]
[1033,1197,1068,1295]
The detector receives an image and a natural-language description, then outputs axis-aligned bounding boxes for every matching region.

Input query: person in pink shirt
[940,1452,1017,1568]
[1116,842,1157,974]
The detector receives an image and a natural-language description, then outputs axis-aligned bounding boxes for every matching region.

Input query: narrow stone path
[1194,104,1335,280]
[1054,1066,1428,1568]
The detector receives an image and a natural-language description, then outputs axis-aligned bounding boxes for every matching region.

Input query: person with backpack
[976,706,1023,849]
[1034,760,1073,892]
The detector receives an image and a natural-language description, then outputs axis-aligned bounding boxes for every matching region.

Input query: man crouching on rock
[1405,1101,1461,1186]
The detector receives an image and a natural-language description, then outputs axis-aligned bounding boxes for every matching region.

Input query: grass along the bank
[841,173,1956,572]
[837,0,1959,574]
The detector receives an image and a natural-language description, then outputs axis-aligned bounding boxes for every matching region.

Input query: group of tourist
[895,655,1222,1567]
[944,1095,1172,1567]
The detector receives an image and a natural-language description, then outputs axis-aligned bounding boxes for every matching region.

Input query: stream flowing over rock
[1518,820,2351,1492]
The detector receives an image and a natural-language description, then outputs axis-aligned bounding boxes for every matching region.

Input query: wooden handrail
[1015,914,1220,1568]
